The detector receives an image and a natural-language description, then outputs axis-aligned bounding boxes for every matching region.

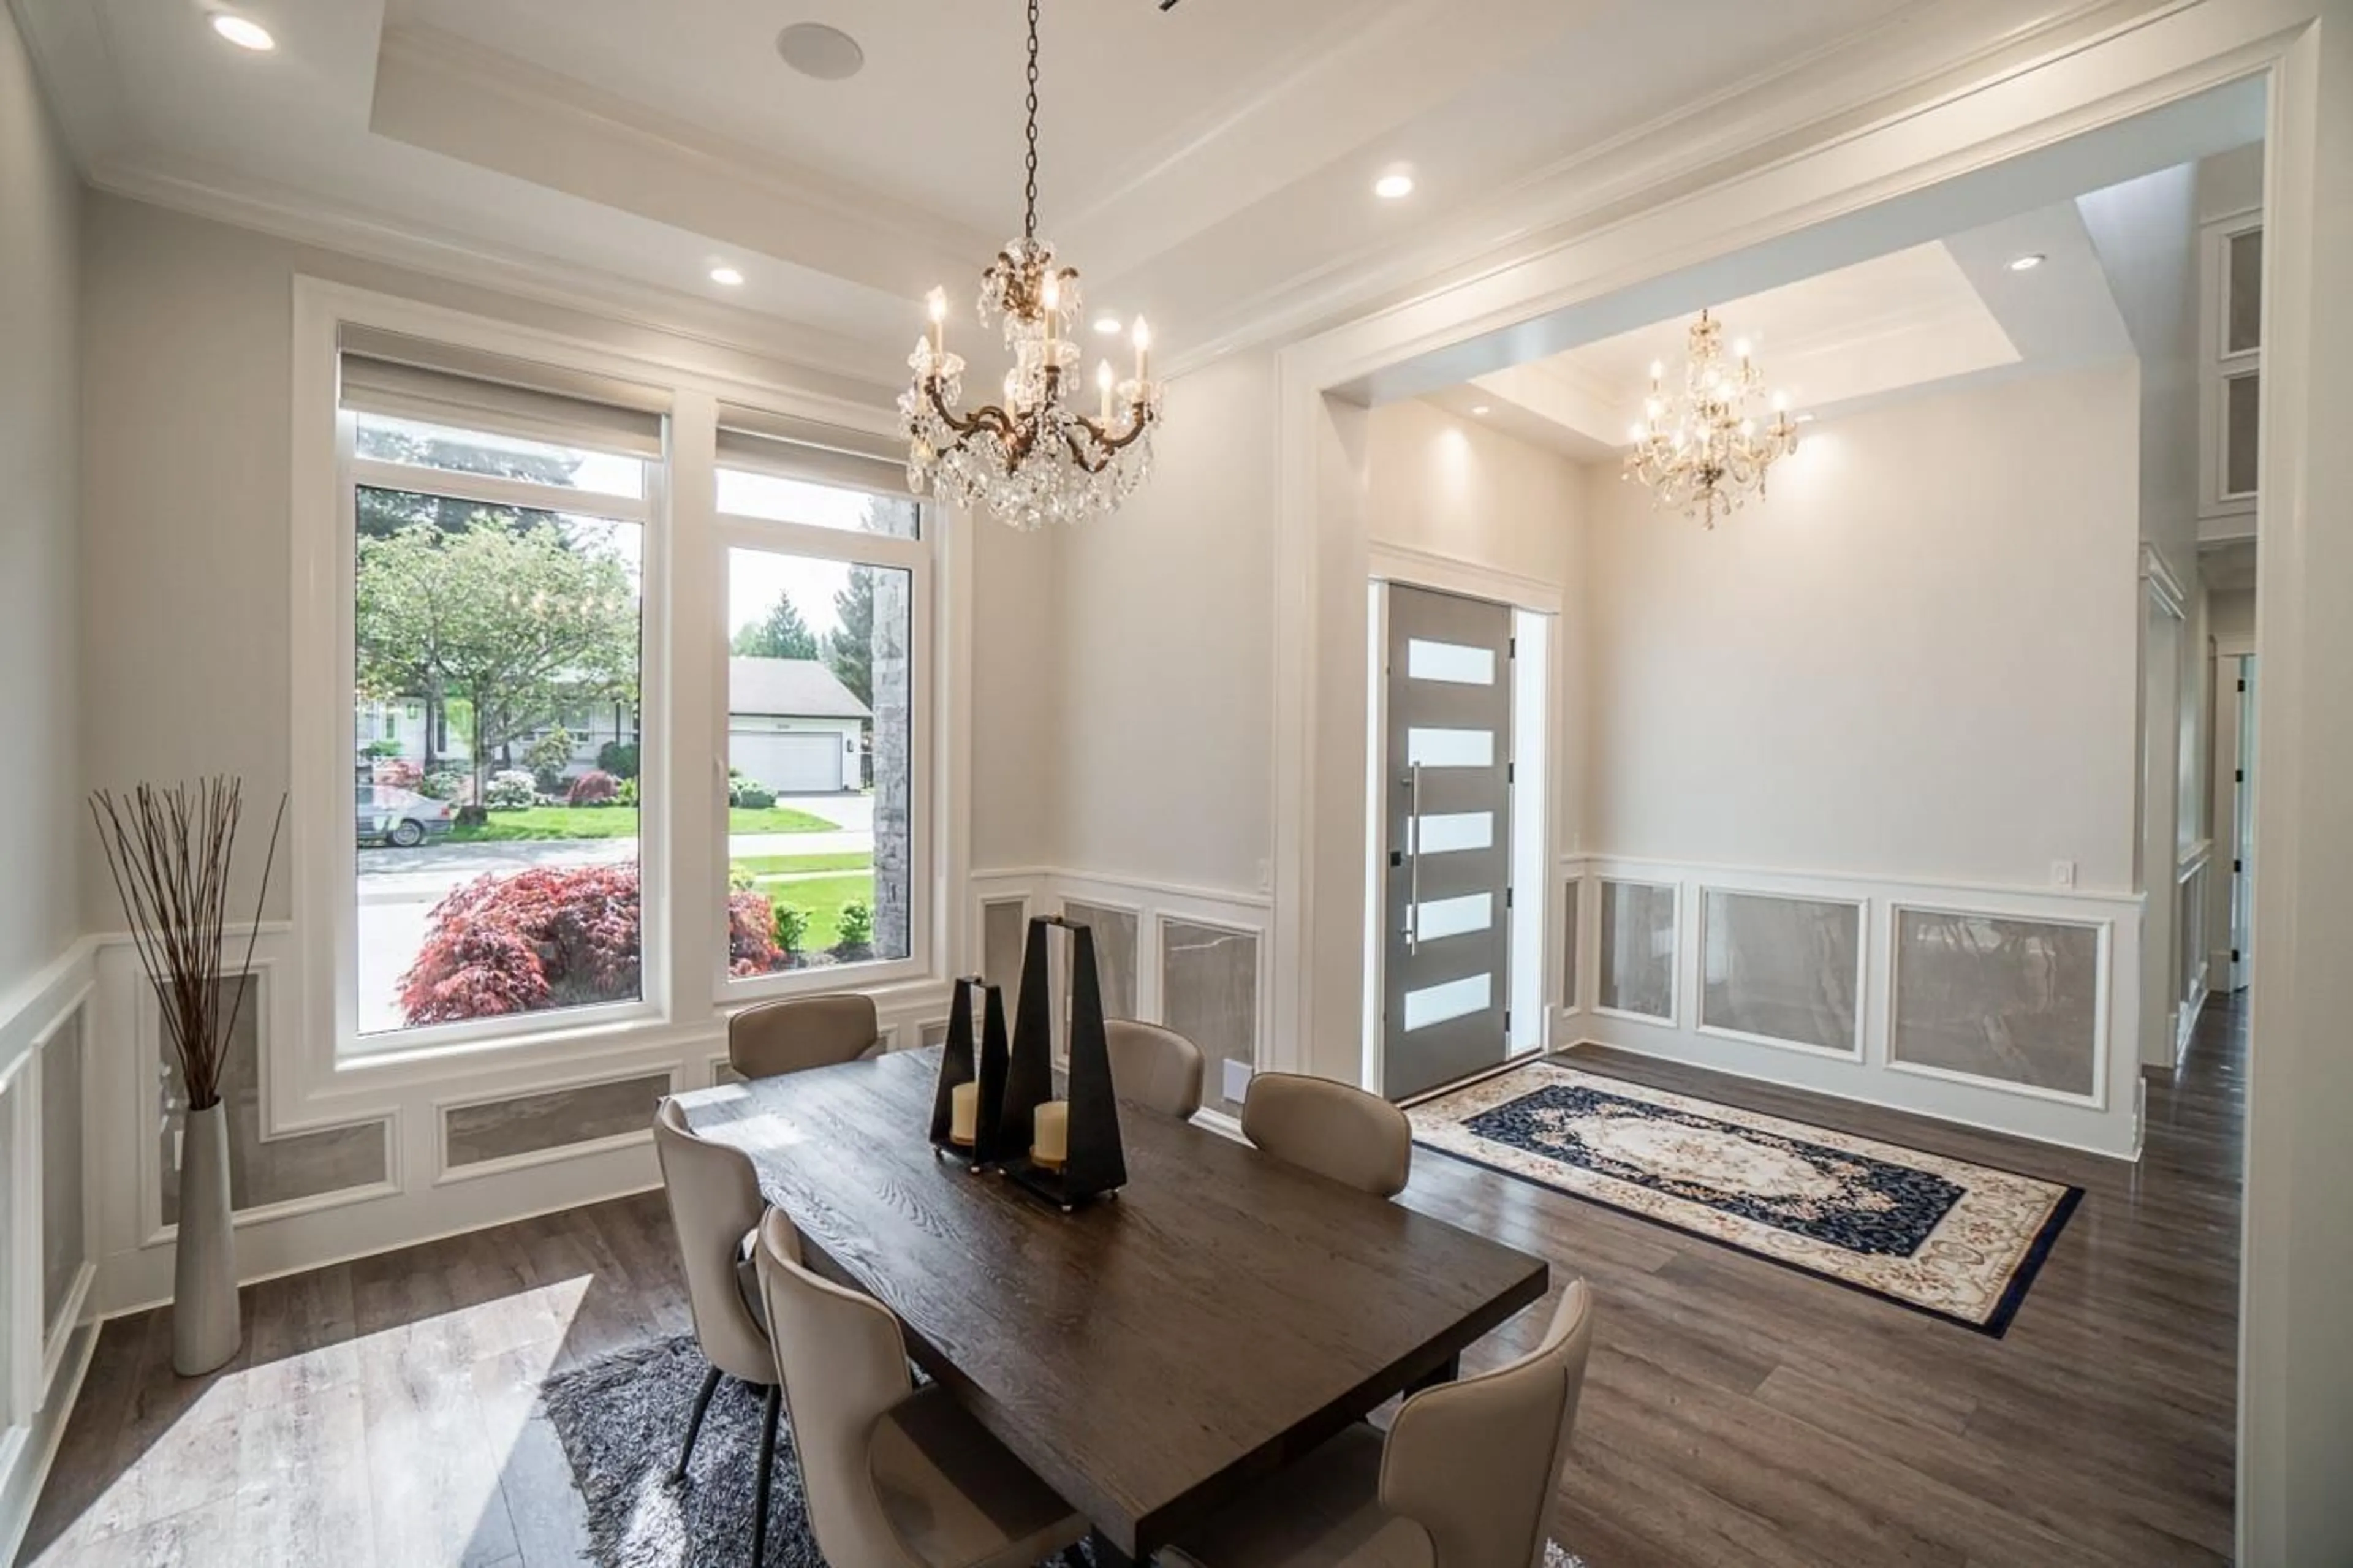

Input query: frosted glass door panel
[1406,639,1496,685]
[1403,973,1493,1032]
[1410,812,1493,855]
[1405,728,1495,769]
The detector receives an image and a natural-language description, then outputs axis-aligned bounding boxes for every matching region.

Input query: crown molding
[85,150,907,403]
[1156,0,2172,380]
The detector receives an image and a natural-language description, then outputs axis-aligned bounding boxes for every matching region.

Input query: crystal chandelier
[1623,309,1800,528]
[900,0,1164,530]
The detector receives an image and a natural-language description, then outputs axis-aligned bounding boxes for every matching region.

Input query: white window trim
[287,277,971,1113]
[2198,206,2264,523]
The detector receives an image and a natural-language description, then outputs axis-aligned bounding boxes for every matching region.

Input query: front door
[1381,583,1514,1100]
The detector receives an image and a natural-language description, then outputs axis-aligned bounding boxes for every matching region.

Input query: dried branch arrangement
[89,778,287,1112]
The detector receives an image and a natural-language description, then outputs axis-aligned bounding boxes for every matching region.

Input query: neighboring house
[727,657,868,793]
[357,697,638,775]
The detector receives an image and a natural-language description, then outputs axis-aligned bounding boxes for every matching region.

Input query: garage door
[731,732,843,793]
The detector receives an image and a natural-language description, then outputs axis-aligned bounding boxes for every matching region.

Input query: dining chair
[1241,1072,1414,1199]
[1104,1018,1206,1118]
[729,991,882,1079]
[652,1099,786,1567]
[1159,1281,1597,1568]
[752,1208,1091,1568]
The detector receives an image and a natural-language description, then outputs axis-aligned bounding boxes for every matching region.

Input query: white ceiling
[12,0,2099,392]
[1425,202,2140,455]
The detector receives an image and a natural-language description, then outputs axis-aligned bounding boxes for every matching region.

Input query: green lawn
[730,851,873,877]
[746,871,876,953]
[449,803,836,843]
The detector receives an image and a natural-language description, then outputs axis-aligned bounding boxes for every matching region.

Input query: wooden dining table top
[672,1046,1550,1560]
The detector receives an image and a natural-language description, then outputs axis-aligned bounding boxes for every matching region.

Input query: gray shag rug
[541,1333,1584,1567]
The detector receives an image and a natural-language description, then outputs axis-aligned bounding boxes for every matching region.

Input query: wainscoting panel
[442,1070,673,1175]
[1561,857,2144,1158]
[1,942,99,1567]
[1699,889,1863,1058]
[919,1018,951,1048]
[1889,907,2105,1102]
[1063,900,1140,1020]
[1162,918,1260,1118]
[153,971,392,1229]
[1561,877,1581,1013]
[1597,879,1677,1022]
[39,1012,83,1337]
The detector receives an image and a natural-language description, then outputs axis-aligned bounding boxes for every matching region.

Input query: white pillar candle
[1033,1099,1070,1168]
[950,1080,979,1145]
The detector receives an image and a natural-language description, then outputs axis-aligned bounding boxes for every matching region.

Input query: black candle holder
[930,975,1012,1168]
[999,915,1127,1211]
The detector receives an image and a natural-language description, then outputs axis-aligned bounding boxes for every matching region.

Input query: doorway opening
[1363,578,1553,1102]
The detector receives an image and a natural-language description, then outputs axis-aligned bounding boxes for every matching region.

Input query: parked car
[358,784,454,849]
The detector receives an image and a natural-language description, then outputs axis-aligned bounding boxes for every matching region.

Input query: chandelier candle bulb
[1098,359,1115,422]
[926,287,948,357]
[1133,317,1151,382]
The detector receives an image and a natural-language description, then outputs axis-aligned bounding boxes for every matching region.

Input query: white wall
[1580,360,2142,891]
[1363,398,1589,850]
[2211,585,2256,642]
[1046,350,1277,895]
[0,6,80,997]
[76,192,1050,915]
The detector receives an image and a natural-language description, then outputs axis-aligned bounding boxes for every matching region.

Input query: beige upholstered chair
[1241,1072,1414,1199]
[1104,1018,1206,1119]
[652,1099,786,1566]
[1161,1282,1597,1568]
[753,1209,1089,1568]
[729,991,882,1080]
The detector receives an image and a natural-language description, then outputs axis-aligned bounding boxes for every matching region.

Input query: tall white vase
[172,1101,241,1376]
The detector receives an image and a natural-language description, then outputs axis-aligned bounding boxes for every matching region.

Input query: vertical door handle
[1406,762,1423,954]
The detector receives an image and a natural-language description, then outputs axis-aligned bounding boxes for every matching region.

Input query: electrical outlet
[1222,1058,1253,1105]
[2050,859,2076,890]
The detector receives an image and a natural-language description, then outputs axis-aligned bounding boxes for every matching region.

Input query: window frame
[711,464,936,1001]
[335,411,672,1057]
[288,278,969,1113]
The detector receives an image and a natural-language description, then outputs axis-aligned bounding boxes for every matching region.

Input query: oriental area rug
[1408,1061,2081,1335]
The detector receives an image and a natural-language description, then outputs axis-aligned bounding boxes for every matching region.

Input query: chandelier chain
[1022,0,1041,238]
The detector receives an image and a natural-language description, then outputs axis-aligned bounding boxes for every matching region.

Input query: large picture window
[317,324,939,1062]
[343,376,657,1046]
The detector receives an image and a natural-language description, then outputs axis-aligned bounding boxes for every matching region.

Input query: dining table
[672,1045,1550,1562]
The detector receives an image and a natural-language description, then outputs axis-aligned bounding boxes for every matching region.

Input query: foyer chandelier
[1623,309,1800,528]
[900,0,1164,529]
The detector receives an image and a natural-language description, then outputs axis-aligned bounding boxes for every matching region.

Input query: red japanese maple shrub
[400,865,786,1025]
[373,758,423,790]
[727,890,785,975]
[397,864,640,1025]
[566,770,620,807]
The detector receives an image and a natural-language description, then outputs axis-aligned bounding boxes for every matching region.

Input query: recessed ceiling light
[1093,315,1123,336]
[1374,173,1415,200]
[776,22,865,80]
[1471,405,1491,415]
[2007,252,2047,272]
[210,12,275,50]
[710,265,745,287]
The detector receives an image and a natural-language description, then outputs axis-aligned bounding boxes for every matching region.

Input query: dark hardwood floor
[23,999,2243,1567]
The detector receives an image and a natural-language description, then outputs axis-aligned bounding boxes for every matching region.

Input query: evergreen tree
[732,592,820,659]
[823,566,878,709]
